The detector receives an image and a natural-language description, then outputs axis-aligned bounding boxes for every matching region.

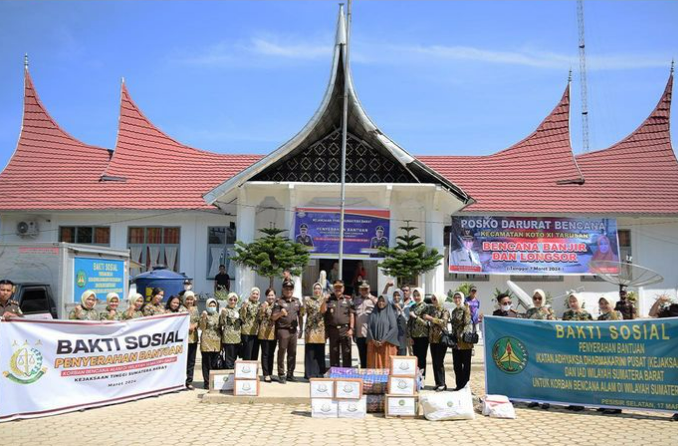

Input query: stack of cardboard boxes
[233,360,260,396]
[310,377,366,418]
[385,356,419,418]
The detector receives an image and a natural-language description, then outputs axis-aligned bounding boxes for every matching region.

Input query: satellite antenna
[506,280,533,310]
[589,260,664,288]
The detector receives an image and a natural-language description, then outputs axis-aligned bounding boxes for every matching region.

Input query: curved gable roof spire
[204,5,470,205]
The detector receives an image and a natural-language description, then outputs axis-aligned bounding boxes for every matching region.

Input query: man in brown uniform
[324,280,354,367]
[272,280,302,383]
[0,280,23,320]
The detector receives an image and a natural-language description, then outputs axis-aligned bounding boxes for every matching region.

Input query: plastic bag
[419,384,475,421]
[481,394,516,419]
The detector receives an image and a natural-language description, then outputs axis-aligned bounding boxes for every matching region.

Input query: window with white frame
[128,227,181,275]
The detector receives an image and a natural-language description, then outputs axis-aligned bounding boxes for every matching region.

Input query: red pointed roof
[419,84,585,213]
[0,69,112,210]
[574,72,678,214]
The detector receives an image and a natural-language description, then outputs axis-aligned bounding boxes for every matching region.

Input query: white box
[338,396,367,419]
[388,376,417,395]
[334,378,363,400]
[234,360,259,380]
[234,379,259,396]
[385,395,418,418]
[311,399,338,418]
[310,378,335,398]
[211,371,235,392]
[390,356,418,376]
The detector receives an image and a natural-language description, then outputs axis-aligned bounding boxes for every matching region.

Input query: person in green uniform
[240,287,261,361]
[69,290,99,321]
[562,292,592,321]
[99,292,122,320]
[424,292,450,391]
[450,291,473,391]
[0,279,23,320]
[200,298,221,389]
[219,292,241,370]
[407,288,430,378]
[142,287,166,316]
[525,289,553,409]
[258,288,277,383]
[598,297,622,321]
[123,293,145,320]
[304,282,327,379]
[183,291,199,389]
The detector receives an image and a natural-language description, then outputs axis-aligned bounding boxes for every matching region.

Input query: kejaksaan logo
[492,336,528,374]
[3,340,47,384]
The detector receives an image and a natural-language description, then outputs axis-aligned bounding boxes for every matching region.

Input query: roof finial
[24,53,29,71]
[121,76,125,85]
[568,68,572,83]
[671,59,675,75]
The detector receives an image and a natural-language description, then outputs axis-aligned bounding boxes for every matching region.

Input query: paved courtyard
[3,344,677,446]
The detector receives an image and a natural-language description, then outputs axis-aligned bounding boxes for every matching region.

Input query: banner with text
[483,316,678,412]
[0,313,188,422]
[449,216,620,275]
[74,257,126,297]
[294,208,390,258]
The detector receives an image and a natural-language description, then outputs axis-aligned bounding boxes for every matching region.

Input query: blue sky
[0,1,675,170]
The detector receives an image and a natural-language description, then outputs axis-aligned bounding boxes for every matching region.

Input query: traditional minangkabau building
[0,6,676,317]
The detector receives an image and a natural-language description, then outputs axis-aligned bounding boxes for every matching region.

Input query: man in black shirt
[214,264,230,294]
[492,293,519,317]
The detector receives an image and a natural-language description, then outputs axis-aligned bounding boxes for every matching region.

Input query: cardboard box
[390,356,418,376]
[310,378,335,398]
[334,378,363,400]
[387,376,417,395]
[311,399,338,418]
[234,360,259,380]
[338,396,367,419]
[385,395,419,418]
[234,378,260,396]
[209,370,235,392]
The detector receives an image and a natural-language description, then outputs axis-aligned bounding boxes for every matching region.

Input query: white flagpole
[338,0,352,281]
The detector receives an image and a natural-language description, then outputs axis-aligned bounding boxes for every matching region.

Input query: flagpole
[338,0,352,282]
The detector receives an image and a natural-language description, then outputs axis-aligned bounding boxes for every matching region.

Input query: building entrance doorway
[302,259,379,296]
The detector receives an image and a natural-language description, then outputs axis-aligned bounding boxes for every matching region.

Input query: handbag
[462,323,479,344]
[440,328,457,349]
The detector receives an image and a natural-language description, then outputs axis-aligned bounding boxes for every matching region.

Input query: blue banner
[73,257,125,299]
[483,316,678,412]
[449,216,620,275]
[294,208,390,258]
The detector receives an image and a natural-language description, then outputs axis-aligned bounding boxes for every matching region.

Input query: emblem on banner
[76,270,87,288]
[492,336,528,374]
[3,340,47,384]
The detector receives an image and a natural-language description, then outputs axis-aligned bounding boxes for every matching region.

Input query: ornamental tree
[378,223,444,287]
[231,227,310,288]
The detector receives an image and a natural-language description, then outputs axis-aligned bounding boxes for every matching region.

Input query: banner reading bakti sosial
[449,216,620,275]
[484,316,678,412]
[0,313,188,421]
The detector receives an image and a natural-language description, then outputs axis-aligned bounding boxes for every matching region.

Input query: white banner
[0,313,188,422]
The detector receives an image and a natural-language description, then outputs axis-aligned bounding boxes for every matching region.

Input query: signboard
[294,208,390,258]
[449,216,620,275]
[0,314,188,421]
[483,316,678,412]
[74,257,125,297]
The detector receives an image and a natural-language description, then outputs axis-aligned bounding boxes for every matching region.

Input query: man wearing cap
[353,281,377,368]
[369,226,388,249]
[0,280,22,320]
[272,280,303,383]
[614,286,637,320]
[295,224,314,247]
[324,280,355,367]
[449,229,481,270]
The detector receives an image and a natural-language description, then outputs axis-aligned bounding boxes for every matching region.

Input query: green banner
[483,316,678,412]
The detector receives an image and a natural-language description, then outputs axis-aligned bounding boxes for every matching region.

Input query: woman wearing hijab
[424,292,450,391]
[69,290,99,320]
[318,270,332,294]
[100,292,122,320]
[450,291,473,391]
[219,292,242,369]
[590,234,619,263]
[183,291,199,390]
[598,297,622,320]
[304,282,328,379]
[200,298,221,388]
[240,287,261,361]
[258,288,277,382]
[366,295,399,368]
[562,292,592,321]
[123,293,145,320]
[524,289,555,320]
[143,287,166,316]
[407,288,430,377]
[391,288,408,356]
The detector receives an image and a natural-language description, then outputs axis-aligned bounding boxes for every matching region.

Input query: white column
[235,187,256,296]
[425,192,446,296]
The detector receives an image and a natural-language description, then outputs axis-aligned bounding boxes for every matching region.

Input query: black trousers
[452,348,473,390]
[356,337,368,368]
[412,337,429,377]
[241,334,260,361]
[221,343,238,370]
[260,339,276,377]
[328,326,352,367]
[430,342,447,387]
[304,343,326,379]
[201,351,219,388]
[277,328,297,377]
[186,342,198,385]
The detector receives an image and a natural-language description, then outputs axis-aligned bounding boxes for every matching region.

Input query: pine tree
[378,222,444,287]
[231,227,311,288]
